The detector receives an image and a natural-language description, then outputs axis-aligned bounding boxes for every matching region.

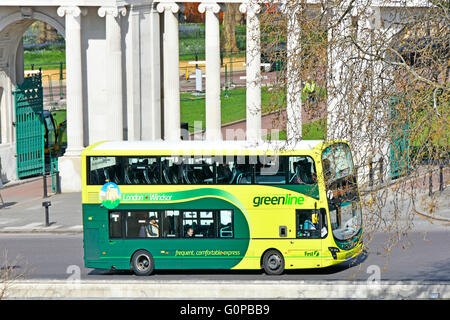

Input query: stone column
[284,4,302,142]
[148,4,162,140]
[327,3,353,143]
[126,5,144,141]
[199,2,222,141]
[57,6,86,155]
[239,1,261,142]
[57,6,86,192]
[98,6,127,141]
[327,4,391,184]
[157,2,181,141]
[125,4,161,141]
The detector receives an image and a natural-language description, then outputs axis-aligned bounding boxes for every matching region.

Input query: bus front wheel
[131,250,154,276]
[262,250,285,275]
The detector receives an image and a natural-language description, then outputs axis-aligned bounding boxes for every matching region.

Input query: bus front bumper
[325,243,365,266]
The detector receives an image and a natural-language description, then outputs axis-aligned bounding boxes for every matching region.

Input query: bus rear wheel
[262,250,285,275]
[131,250,154,276]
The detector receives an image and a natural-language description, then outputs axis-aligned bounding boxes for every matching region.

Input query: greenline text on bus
[252,194,305,207]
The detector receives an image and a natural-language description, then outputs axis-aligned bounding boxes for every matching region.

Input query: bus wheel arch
[130,249,155,276]
[261,249,285,275]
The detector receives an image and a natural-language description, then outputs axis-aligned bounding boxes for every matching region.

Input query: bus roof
[83,140,327,155]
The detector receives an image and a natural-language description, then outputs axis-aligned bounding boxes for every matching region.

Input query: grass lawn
[264,118,327,141]
[181,87,283,132]
[181,87,327,140]
[181,90,246,130]
[24,49,65,70]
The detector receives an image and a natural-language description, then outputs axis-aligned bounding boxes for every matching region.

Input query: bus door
[106,211,126,261]
[83,210,107,262]
[288,209,328,268]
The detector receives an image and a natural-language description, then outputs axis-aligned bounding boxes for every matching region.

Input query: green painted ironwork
[14,72,45,178]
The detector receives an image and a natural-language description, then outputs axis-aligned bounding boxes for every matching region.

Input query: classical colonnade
[0,0,429,191]
[57,1,272,149]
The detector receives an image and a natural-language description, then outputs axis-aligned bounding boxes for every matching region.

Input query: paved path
[0,177,82,233]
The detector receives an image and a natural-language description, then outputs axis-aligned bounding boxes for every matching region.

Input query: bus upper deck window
[289,156,317,185]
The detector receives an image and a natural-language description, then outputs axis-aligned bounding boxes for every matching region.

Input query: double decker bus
[81,140,363,275]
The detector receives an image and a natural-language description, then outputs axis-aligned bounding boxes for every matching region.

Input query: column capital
[98,6,127,18]
[156,2,183,14]
[57,6,87,18]
[198,2,221,14]
[239,2,260,15]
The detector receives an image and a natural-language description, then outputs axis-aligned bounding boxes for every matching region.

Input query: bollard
[43,173,48,198]
[55,171,62,194]
[439,163,444,191]
[429,170,433,196]
[42,201,51,227]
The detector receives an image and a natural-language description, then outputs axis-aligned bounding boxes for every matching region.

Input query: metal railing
[358,157,448,196]
[25,62,66,106]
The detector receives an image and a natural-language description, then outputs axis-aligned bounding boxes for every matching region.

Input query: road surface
[1,230,448,282]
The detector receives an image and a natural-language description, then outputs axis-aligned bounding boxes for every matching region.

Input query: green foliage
[24,48,65,70]
[264,118,327,141]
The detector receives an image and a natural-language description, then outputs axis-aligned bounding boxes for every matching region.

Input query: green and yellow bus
[81,140,363,275]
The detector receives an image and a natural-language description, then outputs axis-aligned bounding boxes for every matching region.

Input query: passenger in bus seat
[147,217,159,237]
[292,162,304,184]
[186,227,194,237]
[298,161,315,184]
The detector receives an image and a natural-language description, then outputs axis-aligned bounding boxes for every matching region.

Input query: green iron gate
[13,72,45,178]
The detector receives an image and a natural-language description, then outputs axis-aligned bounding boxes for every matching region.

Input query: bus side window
[182,210,215,238]
[200,211,215,238]
[183,211,198,237]
[89,156,119,185]
[255,155,285,185]
[219,210,233,238]
[109,212,122,238]
[125,211,149,238]
[296,210,320,239]
[296,209,328,239]
[161,210,180,238]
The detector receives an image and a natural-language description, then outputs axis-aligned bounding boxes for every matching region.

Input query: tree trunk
[221,3,240,54]
[37,22,58,44]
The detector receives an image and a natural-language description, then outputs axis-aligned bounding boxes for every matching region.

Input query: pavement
[0,170,448,234]
[0,176,82,233]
